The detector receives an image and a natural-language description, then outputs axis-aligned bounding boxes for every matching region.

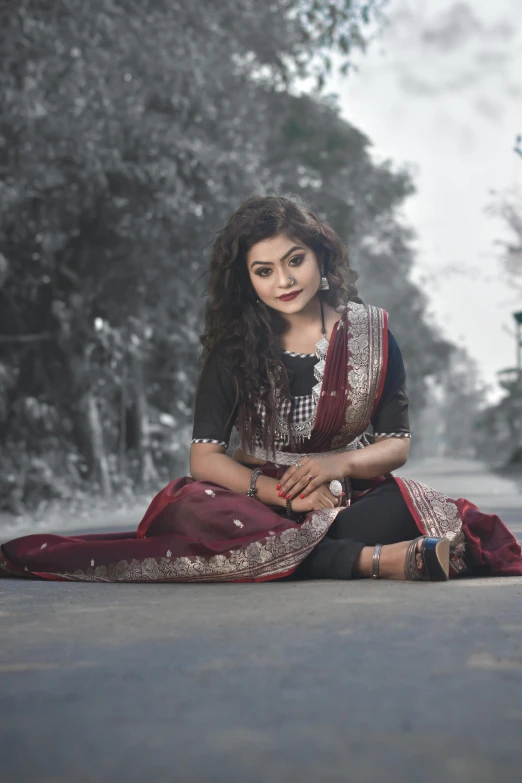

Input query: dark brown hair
[197,193,362,457]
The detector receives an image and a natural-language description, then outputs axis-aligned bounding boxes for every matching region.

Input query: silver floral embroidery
[90,559,95,567]
[205,489,216,497]
[166,549,172,557]
[40,542,48,549]
[331,303,386,448]
[395,476,468,573]
[233,519,244,528]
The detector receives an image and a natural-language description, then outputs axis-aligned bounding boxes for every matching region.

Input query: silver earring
[319,267,329,290]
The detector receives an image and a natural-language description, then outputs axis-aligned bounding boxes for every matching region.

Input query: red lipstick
[277,290,302,302]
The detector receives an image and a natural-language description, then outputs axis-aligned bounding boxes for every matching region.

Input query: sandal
[371,536,450,581]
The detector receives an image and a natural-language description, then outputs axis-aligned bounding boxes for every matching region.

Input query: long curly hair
[197,194,363,457]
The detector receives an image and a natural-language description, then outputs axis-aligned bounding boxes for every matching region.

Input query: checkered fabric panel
[253,394,318,448]
[193,394,412,451]
[277,394,315,424]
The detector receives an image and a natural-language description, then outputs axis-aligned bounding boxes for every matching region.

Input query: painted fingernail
[285,493,291,499]
[300,494,304,499]
[278,491,284,497]
[276,483,281,490]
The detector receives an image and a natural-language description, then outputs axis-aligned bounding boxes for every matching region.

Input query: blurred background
[0,0,520,524]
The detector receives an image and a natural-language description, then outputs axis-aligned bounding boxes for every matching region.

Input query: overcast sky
[325,0,522,403]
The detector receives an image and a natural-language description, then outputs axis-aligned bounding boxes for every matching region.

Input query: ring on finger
[307,474,314,482]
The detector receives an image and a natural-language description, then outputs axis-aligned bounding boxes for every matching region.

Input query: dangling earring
[319,265,329,290]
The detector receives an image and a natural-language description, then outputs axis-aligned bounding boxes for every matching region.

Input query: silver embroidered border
[191,438,228,448]
[374,432,412,439]
[395,476,467,573]
[32,507,341,583]
[346,303,385,435]
[248,436,362,465]
[328,302,385,449]
[282,349,316,358]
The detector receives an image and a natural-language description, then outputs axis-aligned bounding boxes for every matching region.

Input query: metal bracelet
[246,468,263,499]
[286,496,306,524]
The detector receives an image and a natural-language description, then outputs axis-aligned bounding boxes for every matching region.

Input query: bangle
[286,496,305,523]
[246,468,263,499]
[342,477,352,506]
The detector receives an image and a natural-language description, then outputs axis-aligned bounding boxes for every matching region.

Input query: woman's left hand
[277,456,345,501]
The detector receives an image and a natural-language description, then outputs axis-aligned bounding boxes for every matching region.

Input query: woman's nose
[278,272,293,287]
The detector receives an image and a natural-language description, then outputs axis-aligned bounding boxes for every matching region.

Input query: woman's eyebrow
[250,245,304,269]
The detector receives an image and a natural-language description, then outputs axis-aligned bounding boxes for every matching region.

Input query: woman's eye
[255,256,304,277]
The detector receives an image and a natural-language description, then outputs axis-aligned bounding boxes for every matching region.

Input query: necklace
[274,298,331,445]
[313,298,329,403]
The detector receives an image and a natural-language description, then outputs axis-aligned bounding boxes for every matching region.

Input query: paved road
[1,458,521,783]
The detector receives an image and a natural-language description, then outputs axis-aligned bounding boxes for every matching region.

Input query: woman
[1,195,521,582]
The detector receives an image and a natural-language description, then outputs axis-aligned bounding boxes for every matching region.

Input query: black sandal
[404,535,450,581]
[371,536,450,581]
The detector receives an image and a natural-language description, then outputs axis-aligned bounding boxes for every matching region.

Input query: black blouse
[192,328,411,449]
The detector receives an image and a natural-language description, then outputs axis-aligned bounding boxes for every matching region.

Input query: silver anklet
[371,544,382,579]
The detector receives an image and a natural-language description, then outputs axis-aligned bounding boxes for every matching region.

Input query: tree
[1,0,455,511]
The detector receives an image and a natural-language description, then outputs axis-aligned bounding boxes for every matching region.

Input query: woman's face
[246,234,321,314]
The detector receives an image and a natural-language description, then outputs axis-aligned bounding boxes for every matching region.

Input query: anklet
[371,544,382,579]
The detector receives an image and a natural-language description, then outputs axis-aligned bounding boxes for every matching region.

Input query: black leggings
[285,479,420,580]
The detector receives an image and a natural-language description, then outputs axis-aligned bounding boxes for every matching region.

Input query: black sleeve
[191,350,239,449]
[370,329,411,439]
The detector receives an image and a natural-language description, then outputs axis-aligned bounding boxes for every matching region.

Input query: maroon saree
[2,302,521,582]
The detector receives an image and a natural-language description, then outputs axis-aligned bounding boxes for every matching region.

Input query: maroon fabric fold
[0,466,341,582]
[307,308,349,452]
[456,498,522,576]
[393,476,522,578]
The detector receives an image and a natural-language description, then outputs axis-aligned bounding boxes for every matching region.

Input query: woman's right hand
[288,484,341,513]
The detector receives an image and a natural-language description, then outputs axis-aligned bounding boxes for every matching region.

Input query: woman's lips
[277,290,302,301]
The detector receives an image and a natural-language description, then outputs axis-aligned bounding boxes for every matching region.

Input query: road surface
[1,457,521,783]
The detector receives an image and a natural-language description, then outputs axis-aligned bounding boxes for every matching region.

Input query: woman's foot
[353,539,426,580]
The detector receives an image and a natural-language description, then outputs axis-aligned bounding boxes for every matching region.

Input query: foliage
[478,134,522,464]
[0,0,456,512]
